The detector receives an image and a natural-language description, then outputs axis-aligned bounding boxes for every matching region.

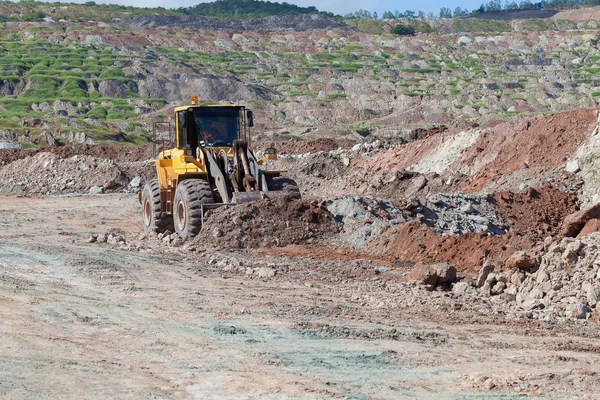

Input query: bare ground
[1,194,600,399]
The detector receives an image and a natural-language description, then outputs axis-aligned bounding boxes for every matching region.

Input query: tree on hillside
[180,0,333,20]
[439,7,452,17]
[453,6,468,16]
[390,23,416,35]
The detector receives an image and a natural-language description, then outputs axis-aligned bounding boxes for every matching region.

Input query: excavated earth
[4,108,600,398]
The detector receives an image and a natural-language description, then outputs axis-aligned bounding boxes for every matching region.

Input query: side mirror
[246,110,254,127]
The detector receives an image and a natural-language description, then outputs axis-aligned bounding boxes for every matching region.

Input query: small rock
[453,281,471,295]
[505,251,537,271]
[233,216,243,226]
[565,159,580,174]
[107,234,118,245]
[86,235,97,243]
[567,302,589,319]
[129,176,141,189]
[491,281,506,295]
[476,261,496,288]
[257,267,276,278]
[521,298,544,311]
[407,262,438,286]
[96,233,107,243]
[374,266,390,274]
[89,186,104,195]
[484,378,495,390]
[433,262,457,284]
[587,284,600,307]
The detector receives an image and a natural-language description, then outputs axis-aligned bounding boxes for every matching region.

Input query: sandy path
[1,195,600,399]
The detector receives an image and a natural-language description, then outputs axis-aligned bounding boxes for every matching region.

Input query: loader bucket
[231,191,266,204]
[231,190,299,204]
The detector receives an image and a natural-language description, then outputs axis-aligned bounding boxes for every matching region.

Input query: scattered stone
[374,266,390,274]
[476,261,496,288]
[577,218,600,238]
[408,262,456,286]
[505,251,537,271]
[89,186,104,195]
[257,267,276,278]
[453,281,471,295]
[491,281,506,295]
[129,176,141,189]
[434,262,457,284]
[565,159,580,174]
[587,284,600,307]
[561,203,600,237]
[567,302,588,319]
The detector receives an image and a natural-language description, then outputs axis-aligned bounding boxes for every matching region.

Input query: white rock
[89,186,104,195]
[129,176,141,188]
[457,36,472,45]
[257,267,275,278]
[453,281,471,295]
[565,159,580,174]
[587,284,600,307]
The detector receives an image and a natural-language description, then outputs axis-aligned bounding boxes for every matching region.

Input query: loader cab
[174,101,254,157]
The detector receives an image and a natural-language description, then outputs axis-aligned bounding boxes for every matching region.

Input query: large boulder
[562,203,600,237]
[577,218,600,238]
[409,262,457,286]
[505,251,537,271]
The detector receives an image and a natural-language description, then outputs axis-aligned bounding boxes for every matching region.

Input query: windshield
[193,107,239,147]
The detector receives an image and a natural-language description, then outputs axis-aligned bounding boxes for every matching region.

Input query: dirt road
[1,195,600,399]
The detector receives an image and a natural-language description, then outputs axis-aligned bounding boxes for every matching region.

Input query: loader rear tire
[173,179,214,241]
[266,177,301,200]
[141,179,173,234]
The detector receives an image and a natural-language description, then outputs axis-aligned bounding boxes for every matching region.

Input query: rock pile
[419,193,508,236]
[0,152,149,195]
[449,233,600,321]
[325,195,408,248]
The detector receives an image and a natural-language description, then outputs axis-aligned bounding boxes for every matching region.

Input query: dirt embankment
[0,143,156,164]
[359,109,598,193]
[552,5,600,20]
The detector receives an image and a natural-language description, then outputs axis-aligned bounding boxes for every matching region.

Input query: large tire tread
[173,179,214,240]
[267,176,301,200]
[142,179,173,234]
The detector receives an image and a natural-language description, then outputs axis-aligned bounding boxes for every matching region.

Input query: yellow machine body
[140,99,298,240]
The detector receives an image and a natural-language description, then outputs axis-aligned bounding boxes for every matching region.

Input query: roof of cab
[173,104,245,113]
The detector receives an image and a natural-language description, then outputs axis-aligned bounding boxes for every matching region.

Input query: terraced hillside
[3,2,600,146]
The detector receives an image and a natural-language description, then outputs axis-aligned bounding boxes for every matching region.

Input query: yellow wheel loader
[140,97,300,240]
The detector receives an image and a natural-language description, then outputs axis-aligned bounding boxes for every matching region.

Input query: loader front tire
[141,179,173,234]
[266,177,301,200]
[173,179,214,241]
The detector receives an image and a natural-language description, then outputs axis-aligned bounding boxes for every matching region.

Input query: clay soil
[2,195,600,399]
